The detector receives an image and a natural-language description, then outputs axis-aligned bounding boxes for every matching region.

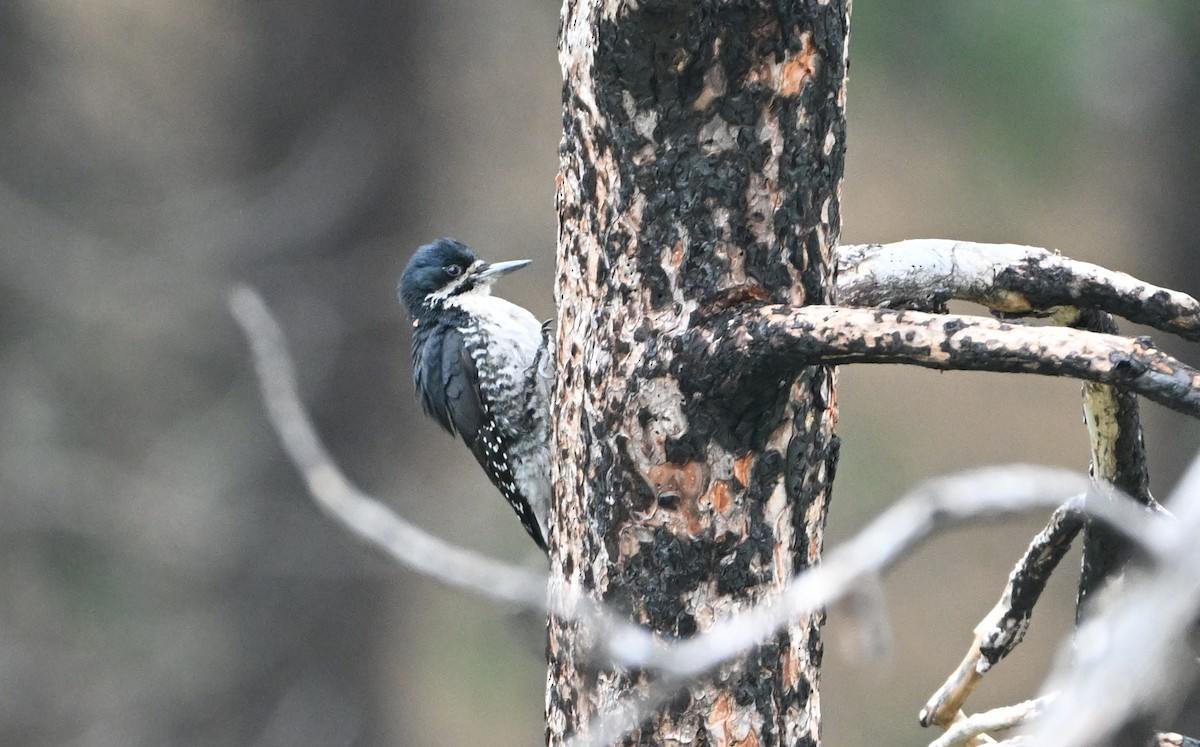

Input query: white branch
[837,240,1200,342]
[928,695,1055,747]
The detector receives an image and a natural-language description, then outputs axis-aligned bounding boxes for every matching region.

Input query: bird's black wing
[413,324,481,439]
[416,323,546,551]
[441,327,485,443]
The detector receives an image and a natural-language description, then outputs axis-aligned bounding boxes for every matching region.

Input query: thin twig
[928,695,1056,747]
[597,468,1090,675]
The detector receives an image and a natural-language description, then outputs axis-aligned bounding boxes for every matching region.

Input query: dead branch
[837,240,1200,343]
[928,696,1055,747]
[597,467,1088,675]
[689,305,1200,418]
[979,504,1083,671]
[920,504,1083,729]
[1070,309,1155,613]
[922,309,1156,731]
[1024,456,1200,746]
[836,240,1168,610]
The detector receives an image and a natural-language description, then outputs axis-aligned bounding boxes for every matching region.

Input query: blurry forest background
[2,2,1198,746]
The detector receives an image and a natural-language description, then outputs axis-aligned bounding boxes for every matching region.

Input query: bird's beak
[474,259,532,283]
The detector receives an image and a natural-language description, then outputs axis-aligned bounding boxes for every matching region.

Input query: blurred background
[1,1,1197,745]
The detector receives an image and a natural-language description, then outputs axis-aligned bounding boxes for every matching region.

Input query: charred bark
[683,306,1200,418]
[549,1,849,744]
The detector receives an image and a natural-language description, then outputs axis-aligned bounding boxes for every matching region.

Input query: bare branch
[928,696,1055,747]
[979,504,1083,671]
[599,467,1088,676]
[922,309,1156,731]
[835,241,1165,571]
[920,504,1083,728]
[839,242,1167,716]
[837,240,1200,342]
[228,286,548,607]
[1025,454,1200,746]
[692,305,1200,418]
[593,477,1167,691]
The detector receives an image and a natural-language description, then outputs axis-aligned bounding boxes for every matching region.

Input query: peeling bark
[550,1,849,744]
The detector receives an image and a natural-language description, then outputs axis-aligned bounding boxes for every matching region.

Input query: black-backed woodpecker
[398,238,552,552]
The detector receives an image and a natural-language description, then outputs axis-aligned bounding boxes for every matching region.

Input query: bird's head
[398,238,532,319]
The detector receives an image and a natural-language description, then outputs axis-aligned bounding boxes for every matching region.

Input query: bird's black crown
[398,238,477,317]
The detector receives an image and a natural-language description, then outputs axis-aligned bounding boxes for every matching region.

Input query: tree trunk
[548,2,849,744]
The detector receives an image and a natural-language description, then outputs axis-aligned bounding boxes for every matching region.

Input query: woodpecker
[398,238,552,552]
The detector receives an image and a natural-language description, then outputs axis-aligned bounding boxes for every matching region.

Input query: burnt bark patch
[550,2,846,743]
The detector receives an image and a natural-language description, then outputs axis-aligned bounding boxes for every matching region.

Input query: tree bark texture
[549,2,849,745]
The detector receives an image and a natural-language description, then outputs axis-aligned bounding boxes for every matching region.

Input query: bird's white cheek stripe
[427,260,488,302]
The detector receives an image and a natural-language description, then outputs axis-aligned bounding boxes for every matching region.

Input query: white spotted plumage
[400,239,552,551]
[448,289,551,547]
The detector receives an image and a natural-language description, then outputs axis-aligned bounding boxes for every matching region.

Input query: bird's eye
[446,265,463,278]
